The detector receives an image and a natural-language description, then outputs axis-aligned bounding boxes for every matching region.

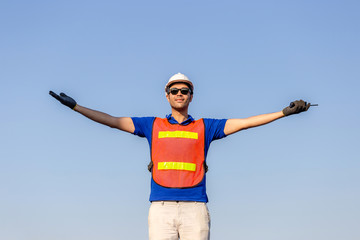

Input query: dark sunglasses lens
[180,89,189,95]
[170,88,180,95]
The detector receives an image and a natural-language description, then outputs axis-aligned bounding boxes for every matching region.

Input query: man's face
[166,83,193,111]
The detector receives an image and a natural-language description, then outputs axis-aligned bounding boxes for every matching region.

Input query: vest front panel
[151,118,205,188]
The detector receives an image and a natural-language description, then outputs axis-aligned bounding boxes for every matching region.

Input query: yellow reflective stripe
[158,162,196,171]
[158,131,198,139]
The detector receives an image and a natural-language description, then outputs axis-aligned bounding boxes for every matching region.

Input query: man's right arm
[49,91,135,133]
[74,105,135,133]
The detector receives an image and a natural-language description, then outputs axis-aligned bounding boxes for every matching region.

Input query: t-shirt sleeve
[203,118,228,142]
[131,117,155,139]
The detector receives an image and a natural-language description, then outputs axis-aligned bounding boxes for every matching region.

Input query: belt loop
[161,201,164,206]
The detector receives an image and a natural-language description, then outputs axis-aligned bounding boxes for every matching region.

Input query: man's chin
[171,104,188,112]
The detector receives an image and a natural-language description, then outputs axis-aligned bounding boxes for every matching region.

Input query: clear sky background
[1,0,359,239]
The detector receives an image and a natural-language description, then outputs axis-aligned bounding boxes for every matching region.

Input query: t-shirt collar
[166,114,194,125]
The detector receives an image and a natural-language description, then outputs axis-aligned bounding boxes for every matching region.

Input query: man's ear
[189,94,193,102]
[165,92,170,102]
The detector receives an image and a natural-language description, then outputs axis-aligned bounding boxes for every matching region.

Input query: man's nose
[175,90,183,96]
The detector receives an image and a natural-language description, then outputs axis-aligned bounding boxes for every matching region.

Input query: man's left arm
[224,100,310,135]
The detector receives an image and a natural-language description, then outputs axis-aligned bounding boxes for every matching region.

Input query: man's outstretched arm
[224,100,310,135]
[49,91,135,133]
[224,111,284,135]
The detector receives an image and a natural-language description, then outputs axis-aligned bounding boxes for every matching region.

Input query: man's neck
[171,109,189,123]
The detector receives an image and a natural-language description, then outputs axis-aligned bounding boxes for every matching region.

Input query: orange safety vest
[151,117,205,188]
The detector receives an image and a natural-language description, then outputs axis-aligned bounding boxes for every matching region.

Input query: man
[49,73,311,240]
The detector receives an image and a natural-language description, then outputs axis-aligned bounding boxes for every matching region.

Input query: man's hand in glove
[282,100,310,116]
[49,91,77,110]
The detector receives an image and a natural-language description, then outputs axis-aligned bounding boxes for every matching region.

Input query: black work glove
[282,100,310,116]
[49,91,77,109]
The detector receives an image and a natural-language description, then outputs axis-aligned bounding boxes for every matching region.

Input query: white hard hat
[165,73,194,93]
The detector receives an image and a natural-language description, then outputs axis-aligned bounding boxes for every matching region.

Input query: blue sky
[1,0,359,239]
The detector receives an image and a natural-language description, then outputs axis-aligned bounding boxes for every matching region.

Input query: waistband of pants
[151,201,206,205]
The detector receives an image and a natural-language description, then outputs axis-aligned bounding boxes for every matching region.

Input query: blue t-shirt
[132,114,227,202]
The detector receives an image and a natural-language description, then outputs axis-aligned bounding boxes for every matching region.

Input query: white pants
[148,201,210,240]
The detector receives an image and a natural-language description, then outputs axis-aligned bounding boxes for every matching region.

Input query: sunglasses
[169,87,191,95]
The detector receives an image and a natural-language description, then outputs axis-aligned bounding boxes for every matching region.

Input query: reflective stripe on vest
[158,162,196,171]
[158,131,198,139]
[151,118,205,188]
